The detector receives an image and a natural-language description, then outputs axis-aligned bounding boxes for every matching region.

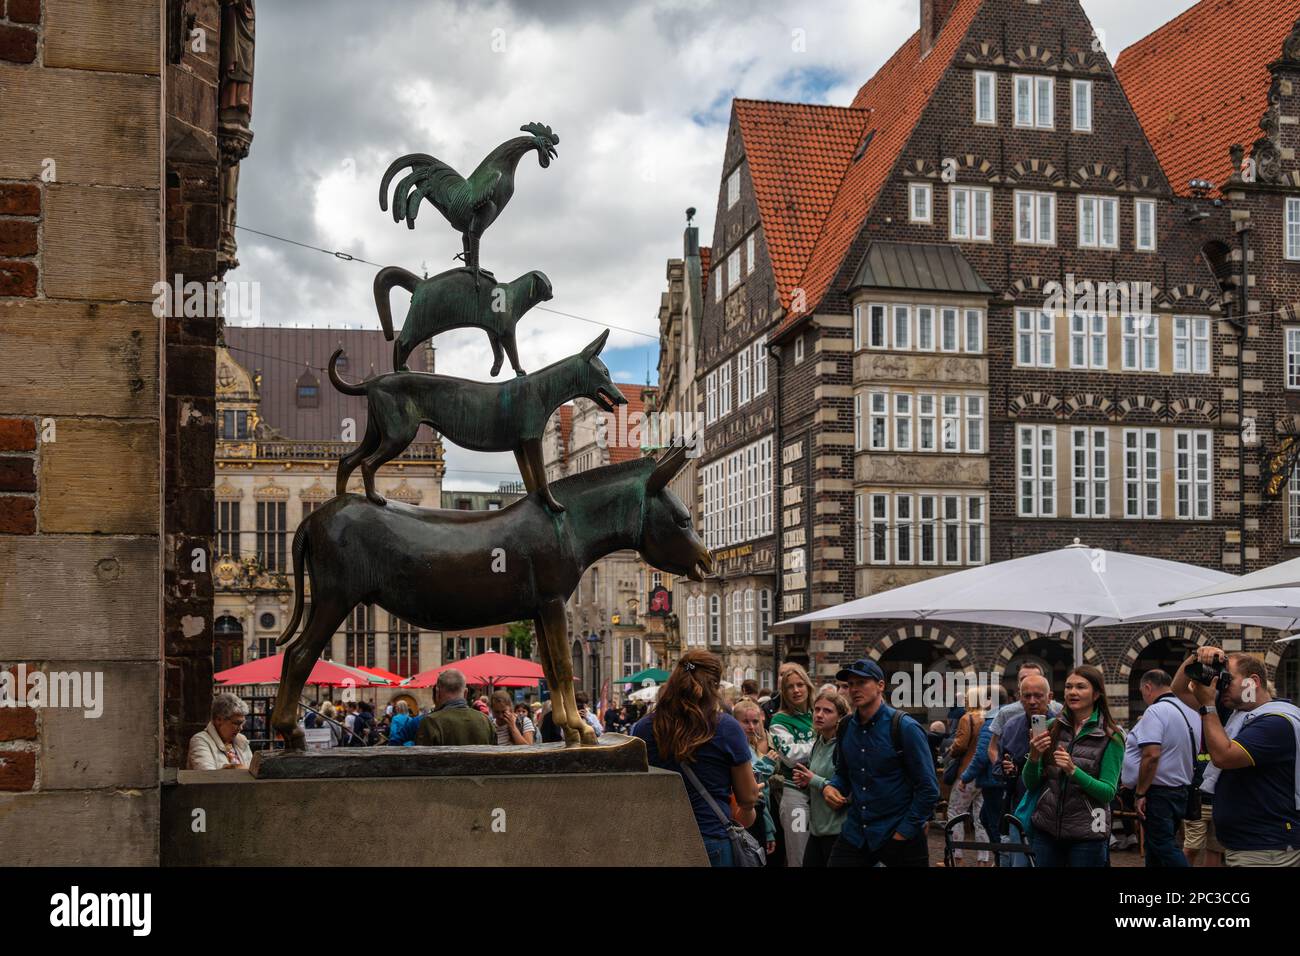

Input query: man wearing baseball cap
[822,658,939,866]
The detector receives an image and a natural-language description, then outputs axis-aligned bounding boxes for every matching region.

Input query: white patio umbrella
[778,540,1270,667]
[628,685,660,703]
[1162,554,1300,604]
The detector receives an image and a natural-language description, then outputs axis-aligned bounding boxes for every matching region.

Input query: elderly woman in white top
[188,692,254,770]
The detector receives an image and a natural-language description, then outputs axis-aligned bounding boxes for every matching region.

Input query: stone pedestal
[161,768,707,866]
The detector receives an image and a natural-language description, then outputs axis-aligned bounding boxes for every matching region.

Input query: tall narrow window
[256,500,287,571]
[719,361,732,416]
[910,182,932,223]
[854,494,864,565]
[854,393,863,451]
[869,303,888,349]
[1071,428,1109,518]
[759,589,772,644]
[728,249,740,290]
[1288,197,1300,260]
[941,395,960,452]
[964,309,983,353]
[1124,429,1161,518]
[1288,328,1300,389]
[919,496,937,565]
[892,304,911,350]
[896,494,913,564]
[870,392,888,450]
[743,589,755,645]
[950,186,991,240]
[917,306,935,351]
[974,71,996,124]
[709,594,721,645]
[752,335,768,395]
[967,496,985,565]
[1072,79,1092,132]
[1122,314,1159,371]
[346,605,376,668]
[216,500,241,557]
[1175,430,1213,519]
[746,232,756,275]
[1017,425,1056,517]
[1015,190,1055,245]
[705,371,717,424]
[1014,75,1054,128]
[941,495,961,564]
[870,494,889,564]
[727,169,740,208]
[1078,195,1119,249]
[894,393,913,451]
[737,348,751,405]
[918,394,936,451]
[965,395,984,453]
[941,307,960,352]
[1135,198,1156,251]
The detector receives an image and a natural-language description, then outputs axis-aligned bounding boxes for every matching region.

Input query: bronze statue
[373,265,552,375]
[272,448,712,750]
[378,123,559,283]
[329,330,625,512]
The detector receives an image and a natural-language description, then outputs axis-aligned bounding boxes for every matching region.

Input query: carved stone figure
[329,331,626,512]
[373,265,552,374]
[378,123,559,283]
[271,449,712,749]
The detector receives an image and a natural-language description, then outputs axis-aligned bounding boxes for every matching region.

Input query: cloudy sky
[232,0,1199,489]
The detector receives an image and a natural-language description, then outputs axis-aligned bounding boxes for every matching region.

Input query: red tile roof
[699,246,712,297]
[556,404,573,467]
[1115,0,1300,197]
[605,383,657,464]
[734,99,869,310]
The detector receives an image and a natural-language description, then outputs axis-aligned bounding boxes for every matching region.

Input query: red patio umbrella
[214,653,386,688]
[352,664,406,684]
[403,651,544,689]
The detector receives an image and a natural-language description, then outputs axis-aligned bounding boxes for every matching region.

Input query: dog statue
[373,265,553,376]
[330,329,626,513]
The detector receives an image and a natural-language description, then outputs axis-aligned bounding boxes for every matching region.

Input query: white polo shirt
[1121,694,1202,789]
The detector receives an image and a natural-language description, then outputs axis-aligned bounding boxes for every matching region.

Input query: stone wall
[0,0,163,864]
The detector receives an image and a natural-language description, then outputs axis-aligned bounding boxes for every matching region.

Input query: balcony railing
[219,439,442,462]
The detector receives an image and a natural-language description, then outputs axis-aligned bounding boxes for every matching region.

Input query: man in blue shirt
[823,659,939,867]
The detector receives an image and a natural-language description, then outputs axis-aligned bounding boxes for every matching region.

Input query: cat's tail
[327,348,367,395]
[373,265,420,341]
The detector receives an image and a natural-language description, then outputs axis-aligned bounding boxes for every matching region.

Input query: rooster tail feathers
[379,153,433,212]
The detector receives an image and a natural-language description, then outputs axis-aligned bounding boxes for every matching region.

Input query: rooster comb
[520,122,559,145]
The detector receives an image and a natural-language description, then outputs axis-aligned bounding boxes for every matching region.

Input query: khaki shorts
[1183,816,1224,854]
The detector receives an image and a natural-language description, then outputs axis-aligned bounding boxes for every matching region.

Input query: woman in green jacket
[769,663,817,867]
[1022,664,1124,867]
[793,687,850,866]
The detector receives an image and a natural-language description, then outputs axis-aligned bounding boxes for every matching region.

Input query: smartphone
[1031,714,1049,738]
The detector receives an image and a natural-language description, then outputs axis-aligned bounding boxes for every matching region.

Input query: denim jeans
[1031,831,1109,867]
[1002,833,1032,868]
[702,834,735,867]
[1143,785,1190,867]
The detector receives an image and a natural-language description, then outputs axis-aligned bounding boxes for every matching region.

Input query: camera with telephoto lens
[1186,653,1228,687]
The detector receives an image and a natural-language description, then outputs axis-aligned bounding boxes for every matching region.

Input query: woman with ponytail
[632,649,761,866]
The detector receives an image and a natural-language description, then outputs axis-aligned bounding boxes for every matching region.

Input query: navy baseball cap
[836,658,885,682]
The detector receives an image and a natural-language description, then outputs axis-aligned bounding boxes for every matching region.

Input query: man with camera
[995,672,1053,866]
[1121,669,1201,867]
[1174,647,1300,867]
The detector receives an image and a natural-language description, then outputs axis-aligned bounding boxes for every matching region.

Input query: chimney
[919,0,957,57]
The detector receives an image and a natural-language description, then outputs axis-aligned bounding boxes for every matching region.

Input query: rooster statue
[378,122,559,286]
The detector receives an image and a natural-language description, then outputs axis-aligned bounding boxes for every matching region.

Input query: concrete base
[162,768,707,866]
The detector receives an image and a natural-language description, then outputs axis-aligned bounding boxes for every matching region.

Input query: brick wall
[0,0,162,865]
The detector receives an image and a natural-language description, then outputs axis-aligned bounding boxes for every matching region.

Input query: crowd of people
[630,647,1300,868]
[189,645,1299,870]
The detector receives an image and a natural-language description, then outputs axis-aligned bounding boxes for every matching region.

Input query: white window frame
[727,248,741,291]
[949,186,992,242]
[868,303,888,349]
[869,494,890,565]
[918,394,936,452]
[752,335,768,395]
[1123,429,1161,519]
[709,594,721,645]
[966,496,986,565]
[1016,309,1055,368]
[1135,198,1156,252]
[894,393,913,451]
[1071,79,1092,132]
[964,308,983,353]
[896,494,914,565]
[940,307,960,352]
[736,347,751,406]
[918,495,938,565]
[892,304,912,351]
[910,182,932,224]
[1014,74,1054,129]
[746,232,756,275]
[719,361,732,417]
[1071,427,1109,518]
[974,71,996,125]
[869,392,888,451]
[916,305,935,351]
[1287,327,1300,389]
[941,395,961,453]
[1287,197,1300,260]
[1070,312,1107,370]
[727,169,740,209]
[965,394,985,453]
[1122,314,1159,372]
[941,495,962,565]
[1015,190,1056,246]
[1175,430,1213,520]
[1078,195,1119,249]
[854,494,864,566]
[1018,425,1057,517]
[705,371,717,424]
[794,334,805,364]
[1173,316,1210,374]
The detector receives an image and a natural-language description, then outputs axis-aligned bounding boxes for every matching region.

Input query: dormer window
[334,351,349,374]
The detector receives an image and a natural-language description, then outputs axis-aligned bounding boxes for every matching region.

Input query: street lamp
[587,629,603,708]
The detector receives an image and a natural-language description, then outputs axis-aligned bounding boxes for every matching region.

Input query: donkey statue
[272,446,711,749]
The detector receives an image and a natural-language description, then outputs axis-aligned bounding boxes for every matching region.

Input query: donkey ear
[581,328,610,359]
[648,445,688,494]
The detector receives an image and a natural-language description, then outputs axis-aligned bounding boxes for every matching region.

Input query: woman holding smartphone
[1022,665,1125,867]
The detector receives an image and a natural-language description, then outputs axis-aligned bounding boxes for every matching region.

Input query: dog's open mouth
[593,385,627,412]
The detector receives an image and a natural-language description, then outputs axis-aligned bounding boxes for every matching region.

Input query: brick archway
[1117,623,1216,683]
[867,623,976,673]
[995,630,1101,669]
